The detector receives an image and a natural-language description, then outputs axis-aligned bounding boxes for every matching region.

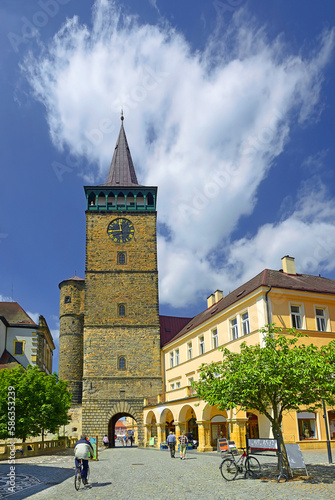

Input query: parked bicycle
[74,459,90,490]
[219,447,261,481]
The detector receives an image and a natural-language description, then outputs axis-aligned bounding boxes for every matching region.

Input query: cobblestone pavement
[0,447,335,500]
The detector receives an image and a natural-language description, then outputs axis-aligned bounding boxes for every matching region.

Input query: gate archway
[106,401,142,448]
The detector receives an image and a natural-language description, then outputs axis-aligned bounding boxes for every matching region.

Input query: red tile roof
[0,349,20,370]
[0,302,37,326]
[159,315,193,347]
[163,269,335,346]
[58,275,85,288]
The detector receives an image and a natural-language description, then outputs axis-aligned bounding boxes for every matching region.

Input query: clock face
[107,218,135,243]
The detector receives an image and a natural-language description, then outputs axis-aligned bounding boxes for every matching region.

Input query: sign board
[228,440,238,455]
[217,438,229,454]
[248,438,278,451]
[89,437,97,460]
[149,437,155,446]
[285,444,308,476]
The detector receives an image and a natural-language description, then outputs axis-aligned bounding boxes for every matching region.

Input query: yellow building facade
[143,256,335,451]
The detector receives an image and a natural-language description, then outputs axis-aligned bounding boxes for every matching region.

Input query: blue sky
[1,0,335,372]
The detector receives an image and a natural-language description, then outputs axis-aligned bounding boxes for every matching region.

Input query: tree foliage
[0,365,72,442]
[192,325,335,471]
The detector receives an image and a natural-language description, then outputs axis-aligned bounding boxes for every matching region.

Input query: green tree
[0,365,72,442]
[192,325,335,472]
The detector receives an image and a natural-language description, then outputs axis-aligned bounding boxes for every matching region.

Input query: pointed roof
[104,115,139,187]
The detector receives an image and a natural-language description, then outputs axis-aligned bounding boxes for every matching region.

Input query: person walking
[103,435,109,448]
[178,432,188,460]
[166,431,176,458]
[129,434,134,447]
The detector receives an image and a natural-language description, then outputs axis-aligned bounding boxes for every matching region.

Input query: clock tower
[82,116,162,445]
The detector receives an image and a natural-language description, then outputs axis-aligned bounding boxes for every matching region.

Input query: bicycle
[219,447,261,481]
[74,459,90,490]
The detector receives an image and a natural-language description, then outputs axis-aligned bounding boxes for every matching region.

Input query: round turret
[58,276,85,404]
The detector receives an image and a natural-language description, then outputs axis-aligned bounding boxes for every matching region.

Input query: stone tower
[58,276,85,404]
[81,116,162,446]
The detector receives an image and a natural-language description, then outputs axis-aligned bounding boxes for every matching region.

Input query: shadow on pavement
[257,461,335,484]
[0,463,73,499]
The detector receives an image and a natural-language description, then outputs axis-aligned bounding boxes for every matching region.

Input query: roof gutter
[265,285,272,325]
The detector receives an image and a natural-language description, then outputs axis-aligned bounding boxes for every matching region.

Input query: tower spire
[104,113,139,186]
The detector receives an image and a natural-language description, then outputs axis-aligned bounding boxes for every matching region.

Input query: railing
[144,387,197,406]
[0,437,76,460]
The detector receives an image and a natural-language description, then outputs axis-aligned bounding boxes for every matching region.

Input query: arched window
[118,304,126,316]
[118,252,126,265]
[118,357,126,370]
[98,191,106,206]
[127,192,135,207]
[147,192,154,206]
[107,192,115,208]
[117,191,125,207]
[88,192,96,207]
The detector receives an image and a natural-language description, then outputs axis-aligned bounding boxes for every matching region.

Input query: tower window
[118,356,126,370]
[118,252,127,265]
[118,304,126,316]
[64,296,71,304]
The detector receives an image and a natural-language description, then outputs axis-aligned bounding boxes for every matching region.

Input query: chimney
[207,294,215,308]
[214,290,223,303]
[281,255,296,275]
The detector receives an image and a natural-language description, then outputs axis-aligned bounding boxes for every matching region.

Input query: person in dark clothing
[166,431,177,458]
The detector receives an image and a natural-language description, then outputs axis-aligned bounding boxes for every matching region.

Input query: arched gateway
[59,117,162,446]
[107,402,141,447]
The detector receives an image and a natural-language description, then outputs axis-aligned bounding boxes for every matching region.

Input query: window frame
[212,328,218,349]
[187,342,192,360]
[199,335,205,355]
[118,356,126,370]
[13,340,25,356]
[230,318,238,340]
[117,252,127,265]
[290,304,302,329]
[118,303,126,317]
[241,311,250,335]
[315,306,328,332]
[170,351,174,368]
[175,349,180,366]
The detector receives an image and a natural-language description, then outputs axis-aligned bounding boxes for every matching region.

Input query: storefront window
[328,411,335,440]
[211,415,227,447]
[246,412,259,439]
[297,411,317,439]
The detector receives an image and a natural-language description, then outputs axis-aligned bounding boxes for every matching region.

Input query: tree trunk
[272,421,290,475]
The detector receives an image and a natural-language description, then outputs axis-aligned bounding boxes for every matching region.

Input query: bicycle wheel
[74,468,82,490]
[245,456,261,477]
[220,458,238,481]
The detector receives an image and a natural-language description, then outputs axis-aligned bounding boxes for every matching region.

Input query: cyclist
[74,435,94,485]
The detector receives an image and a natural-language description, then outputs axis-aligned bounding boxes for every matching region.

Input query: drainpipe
[265,285,272,326]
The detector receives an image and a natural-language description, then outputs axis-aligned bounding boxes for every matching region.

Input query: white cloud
[26,311,40,324]
[21,0,335,308]
[0,294,12,302]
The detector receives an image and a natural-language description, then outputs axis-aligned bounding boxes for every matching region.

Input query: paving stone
[0,446,334,499]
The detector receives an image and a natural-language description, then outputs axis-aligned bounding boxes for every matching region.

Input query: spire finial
[121,109,124,121]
